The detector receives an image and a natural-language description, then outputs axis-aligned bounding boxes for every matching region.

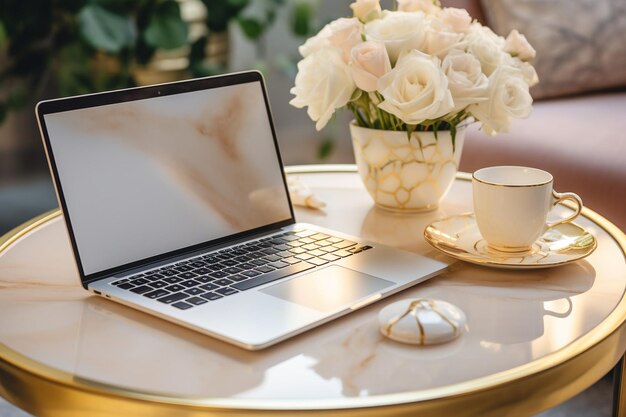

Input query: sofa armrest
[459,92,626,231]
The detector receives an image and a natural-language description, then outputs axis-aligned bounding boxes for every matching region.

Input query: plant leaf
[0,21,7,49]
[78,4,136,53]
[451,123,457,154]
[237,17,263,39]
[227,0,249,7]
[0,102,6,124]
[143,1,188,50]
[203,0,249,32]
[318,138,335,160]
[291,1,313,37]
[6,85,26,109]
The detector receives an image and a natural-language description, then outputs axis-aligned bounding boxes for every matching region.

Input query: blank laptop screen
[43,81,292,276]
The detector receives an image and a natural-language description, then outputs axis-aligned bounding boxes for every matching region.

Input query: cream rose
[290,48,356,131]
[518,61,539,87]
[469,65,533,135]
[440,7,472,33]
[377,50,454,124]
[505,29,536,62]
[327,18,364,62]
[298,24,332,58]
[350,41,392,92]
[350,0,382,22]
[298,18,363,62]
[466,24,506,76]
[365,11,428,63]
[397,0,441,15]
[442,49,489,112]
[424,15,466,58]
[505,55,539,87]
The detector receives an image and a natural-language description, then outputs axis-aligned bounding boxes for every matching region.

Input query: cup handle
[543,298,573,318]
[546,190,583,229]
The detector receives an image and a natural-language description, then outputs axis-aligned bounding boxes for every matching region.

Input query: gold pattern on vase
[351,123,465,212]
[424,214,598,269]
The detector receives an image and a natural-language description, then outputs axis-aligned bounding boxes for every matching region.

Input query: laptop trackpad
[261,266,393,312]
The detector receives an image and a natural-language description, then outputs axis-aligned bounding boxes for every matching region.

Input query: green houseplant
[0,0,287,123]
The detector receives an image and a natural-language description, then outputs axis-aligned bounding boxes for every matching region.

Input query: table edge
[1,164,625,416]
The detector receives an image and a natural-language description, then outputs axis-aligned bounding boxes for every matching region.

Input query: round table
[1,165,626,417]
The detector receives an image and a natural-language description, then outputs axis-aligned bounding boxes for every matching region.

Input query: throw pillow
[480,0,626,99]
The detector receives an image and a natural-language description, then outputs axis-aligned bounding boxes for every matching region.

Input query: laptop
[36,70,447,350]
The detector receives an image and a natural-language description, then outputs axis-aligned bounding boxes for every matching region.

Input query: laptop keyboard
[109,229,373,310]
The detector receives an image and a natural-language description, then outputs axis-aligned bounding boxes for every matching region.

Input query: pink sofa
[459,92,626,231]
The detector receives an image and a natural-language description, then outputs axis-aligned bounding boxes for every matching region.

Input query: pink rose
[327,18,364,62]
[505,30,536,61]
[350,0,382,22]
[349,41,392,92]
[298,18,363,62]
[440,7,472,33]
[397,0,441,15]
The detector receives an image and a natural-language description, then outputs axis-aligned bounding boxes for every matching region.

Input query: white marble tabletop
[1,166,625,416]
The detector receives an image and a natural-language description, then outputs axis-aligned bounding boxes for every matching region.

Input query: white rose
[397,0,441,15]
[298,18,363,62]
[505,29,536,62]
[469,65,533,135]
[298,24,333,58]
[442,49,489,112]
[518,61,539,87]
[350,41,392,92]
[350,0,382,22]
[327,18,364,62]
[466,24,506,76]
[365,11,428,64]
[441,7,472,33]
[377,50,454,124]
[505,55,539,87]
[290,48,356,131]
[424,14,466,58]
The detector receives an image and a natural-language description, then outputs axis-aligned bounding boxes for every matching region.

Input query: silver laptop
[36,71,447,350]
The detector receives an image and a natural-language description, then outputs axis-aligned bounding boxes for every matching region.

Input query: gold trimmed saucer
[424,213,597,269]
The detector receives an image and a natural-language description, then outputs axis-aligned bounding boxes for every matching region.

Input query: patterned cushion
[480,0,626,99]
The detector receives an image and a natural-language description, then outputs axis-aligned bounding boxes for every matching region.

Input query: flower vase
[350,123,465,212]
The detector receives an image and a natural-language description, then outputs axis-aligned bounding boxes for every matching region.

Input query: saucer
[424,213,597,269]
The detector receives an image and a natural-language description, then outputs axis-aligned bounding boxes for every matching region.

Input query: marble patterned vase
[350,123,466,212]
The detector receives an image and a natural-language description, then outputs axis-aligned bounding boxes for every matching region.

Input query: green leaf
[134,37,156,65]
[190,61,225,77]
[189,36,207,67]
[202,0,249,32]
[0,21,7,48]
[91,0,141,15]
[318,138,335,160]
[237,17,263,39]
[236,0,282,39]
[78,4,136,53]
[450,123,457,153]
[0,102,6,124]
[143,1,188,50]
[6,86,27,109]
[227,0,249,7]
[291,2,313,37]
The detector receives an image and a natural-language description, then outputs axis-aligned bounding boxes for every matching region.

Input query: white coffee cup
[472,166,583,252]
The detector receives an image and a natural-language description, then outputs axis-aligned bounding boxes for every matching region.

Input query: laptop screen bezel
[36,71,296,287]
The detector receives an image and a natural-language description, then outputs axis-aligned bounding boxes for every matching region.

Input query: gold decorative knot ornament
[378,298,466,345]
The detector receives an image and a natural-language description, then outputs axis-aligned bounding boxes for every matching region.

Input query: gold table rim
[0,164,625,413]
